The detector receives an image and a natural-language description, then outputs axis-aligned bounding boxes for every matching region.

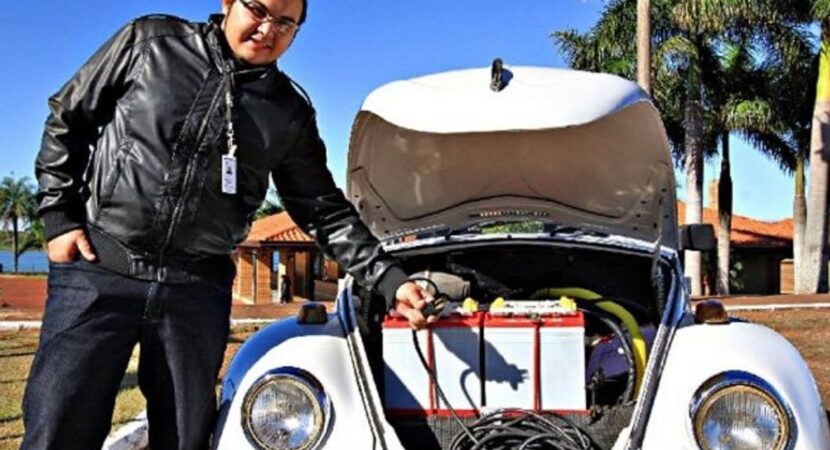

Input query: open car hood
[347,66,678,247]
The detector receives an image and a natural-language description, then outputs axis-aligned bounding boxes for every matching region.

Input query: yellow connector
[462,297,479,313]
[491,297,506,310]
[559,296,578,312]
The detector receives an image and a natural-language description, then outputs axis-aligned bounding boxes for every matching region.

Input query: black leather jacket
[35,14,407,303]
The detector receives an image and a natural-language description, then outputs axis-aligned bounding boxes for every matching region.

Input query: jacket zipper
[156,73,228,280]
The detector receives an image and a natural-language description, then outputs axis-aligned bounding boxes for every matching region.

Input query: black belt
[87,226,235,284]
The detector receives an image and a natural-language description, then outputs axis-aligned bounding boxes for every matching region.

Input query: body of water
[0,250,48,273]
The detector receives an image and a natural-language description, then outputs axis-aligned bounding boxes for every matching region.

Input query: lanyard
[221,73,238,194]
[206,28,240,195]
[224,74,238,159]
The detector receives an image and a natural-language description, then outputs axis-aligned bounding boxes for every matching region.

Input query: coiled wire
[449,409,595,450]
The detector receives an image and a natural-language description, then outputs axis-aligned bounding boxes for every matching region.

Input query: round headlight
[691,371,794,450]
[242,368,329,450]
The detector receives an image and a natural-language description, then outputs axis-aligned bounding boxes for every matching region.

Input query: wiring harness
[449,409,595,450]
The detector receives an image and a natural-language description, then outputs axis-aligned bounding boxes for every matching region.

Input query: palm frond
[552,29,601,72]
[724,99,779,133]
[814,0,830,20]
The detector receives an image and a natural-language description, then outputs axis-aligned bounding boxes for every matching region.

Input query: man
[280,274,292,303]
[23,0,433,448]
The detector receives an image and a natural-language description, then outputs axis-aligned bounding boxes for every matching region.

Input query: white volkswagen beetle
[213,64,830,450]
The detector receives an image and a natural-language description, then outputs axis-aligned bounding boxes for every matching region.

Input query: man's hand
[47,229,97,263]
[394,281,438,330]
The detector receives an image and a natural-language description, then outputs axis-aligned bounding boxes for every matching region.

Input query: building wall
[254,250,272,304]
[235,249,254,303]
[735,250,786,295]
[323,259,340,280]
[780,259,794,294]
[294,251,311,298]
[740,255,771,294]
[234,244,337,303]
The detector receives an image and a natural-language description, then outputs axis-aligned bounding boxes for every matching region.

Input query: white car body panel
[360,67,647,133]
[640,322,830,449]
[214,318,397,450]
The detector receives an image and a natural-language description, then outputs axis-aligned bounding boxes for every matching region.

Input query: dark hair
[299,0,307,25]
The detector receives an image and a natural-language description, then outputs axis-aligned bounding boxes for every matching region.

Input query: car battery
[383,304,483,417]
[382,315,433,415]
[483,300,586,412]
[432,311,484,415]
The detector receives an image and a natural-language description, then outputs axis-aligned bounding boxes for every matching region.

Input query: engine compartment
[353,242,670,450]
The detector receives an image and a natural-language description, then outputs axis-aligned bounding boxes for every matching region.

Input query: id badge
[221,155,237,194]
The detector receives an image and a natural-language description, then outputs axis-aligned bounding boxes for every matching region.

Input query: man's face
[221,0,303,66]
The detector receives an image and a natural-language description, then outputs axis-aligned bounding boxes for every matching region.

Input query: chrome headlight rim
[241,367,331,450]
[689,370,797,450]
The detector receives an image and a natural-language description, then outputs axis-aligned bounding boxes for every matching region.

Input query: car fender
[640,321,830,449]
[213,314,383,449]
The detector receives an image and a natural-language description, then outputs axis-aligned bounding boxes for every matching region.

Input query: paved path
[691,294,830,310]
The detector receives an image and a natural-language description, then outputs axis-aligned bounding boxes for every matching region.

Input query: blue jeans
[21,259,233,450]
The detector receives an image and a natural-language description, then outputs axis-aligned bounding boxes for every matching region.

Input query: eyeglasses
[238,0,300,35]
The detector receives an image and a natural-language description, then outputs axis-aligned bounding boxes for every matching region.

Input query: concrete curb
[0,318,276,331]
[0,321,41,331]
[103,412,148,450]
[724,303,830,312]
[231,318,275,325]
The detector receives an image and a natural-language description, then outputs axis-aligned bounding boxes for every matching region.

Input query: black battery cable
[578,305,636,405]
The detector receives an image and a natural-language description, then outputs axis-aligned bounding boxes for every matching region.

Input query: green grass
[0,330,38,450]
[0,331,147,450]
[0,324,263,450]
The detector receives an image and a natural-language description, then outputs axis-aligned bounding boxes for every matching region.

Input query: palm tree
[710,30,806,294]
[709,0,817,292]
[555,0,769,295]
[802,2,830,293]
[556,0,728,295]
[637,0,652,94]
[724,0,820,293]
[0,175,41,273]
[556,1,815,295]
[766,29,816,294]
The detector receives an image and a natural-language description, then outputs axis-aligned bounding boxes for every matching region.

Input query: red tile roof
[678,201,792,248]
[244,212,313,244]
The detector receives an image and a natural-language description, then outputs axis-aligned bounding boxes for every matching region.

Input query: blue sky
[0,0,799,221]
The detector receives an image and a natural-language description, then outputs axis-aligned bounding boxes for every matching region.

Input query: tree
[711,0,816,292]
[801,1,830,293]
[763,19,816,294]
[553,1,732,295]
[710,34,803,294]
[637,0,652,94]
[0,175,42,272]
[254,187,285,220]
